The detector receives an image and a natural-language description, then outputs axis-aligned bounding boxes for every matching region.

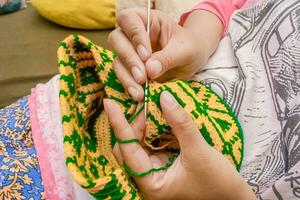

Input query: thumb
[160,91,208,157]
[145,27,195,80]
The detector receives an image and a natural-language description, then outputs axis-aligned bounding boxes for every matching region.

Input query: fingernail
[131,66,145,83]
[161,91,177,106]
[128,87,140,99]
[147,60,162,78]
[137,45,149,60]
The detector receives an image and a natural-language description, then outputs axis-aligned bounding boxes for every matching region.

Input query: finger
[108,28,147,84]
[157,15,173,50]
[117,9,152,61]
[113,144,152,168]
[146,27,195,80]
[150,153,172,168]
[113,103,146,166]
[149,13,161,51]
[131,102,146,141]
[113,144,123,164]
[113,57,144,101]
[160,91,208,156]
[104,99,152,183]
[113,142,152,166]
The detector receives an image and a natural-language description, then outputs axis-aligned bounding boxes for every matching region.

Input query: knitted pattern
[58,34,243,199]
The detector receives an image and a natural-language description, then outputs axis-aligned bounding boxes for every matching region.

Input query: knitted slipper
[58,34,243,199]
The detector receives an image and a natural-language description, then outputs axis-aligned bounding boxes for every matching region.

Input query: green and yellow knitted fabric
[58,34,244,199]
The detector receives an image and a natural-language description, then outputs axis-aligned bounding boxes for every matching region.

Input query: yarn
[59,34,243,199]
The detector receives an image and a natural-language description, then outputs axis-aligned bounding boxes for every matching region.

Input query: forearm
[231,176,257,200]
[183,10,223,61]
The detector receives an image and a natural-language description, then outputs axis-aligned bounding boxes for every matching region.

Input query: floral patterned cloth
[0,97,45,199]
[0,0,26,14]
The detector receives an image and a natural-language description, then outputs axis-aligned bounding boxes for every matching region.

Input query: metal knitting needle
[144,0,151,122]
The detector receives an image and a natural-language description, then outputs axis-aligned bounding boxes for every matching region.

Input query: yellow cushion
[32,0,116,30]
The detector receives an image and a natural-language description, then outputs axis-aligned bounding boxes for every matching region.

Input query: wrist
[222,172,257,200]
[202,150,257,200]
[183,9,223,59]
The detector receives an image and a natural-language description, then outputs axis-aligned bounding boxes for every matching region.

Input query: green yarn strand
[128,103,145,124]
[122,99,179,177]
[123,153,179,177]
[114,104,145,144]
[116,138,139,144]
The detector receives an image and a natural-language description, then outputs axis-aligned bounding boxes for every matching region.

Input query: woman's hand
[104,91,257,200]
[108,8,221,101]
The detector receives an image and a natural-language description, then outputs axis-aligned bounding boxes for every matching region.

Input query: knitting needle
[144,0,151,122]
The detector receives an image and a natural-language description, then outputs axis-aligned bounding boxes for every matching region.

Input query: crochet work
[58,34,243,199]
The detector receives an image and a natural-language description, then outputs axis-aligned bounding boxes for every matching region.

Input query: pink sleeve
[179,0,247,35]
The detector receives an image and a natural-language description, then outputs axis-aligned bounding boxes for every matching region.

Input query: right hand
[108,8,208,101]
[104,91,257,200]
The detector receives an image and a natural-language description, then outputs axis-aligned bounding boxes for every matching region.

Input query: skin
[104,92,256,200]
[107,7,257,200]
[108,8,223,101]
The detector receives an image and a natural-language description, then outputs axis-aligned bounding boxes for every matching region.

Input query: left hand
[108,8,211,101]
[104,91,256,200]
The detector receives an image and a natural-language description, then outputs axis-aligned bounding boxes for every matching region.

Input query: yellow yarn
[58,34,243,199]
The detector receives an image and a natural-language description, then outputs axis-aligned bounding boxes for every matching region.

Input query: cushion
[116,0,154,10]
[0,0,26,14]
[0,5,111,108]
[155,0,200,21]
[116,0,200,22]
[31,0,116,30]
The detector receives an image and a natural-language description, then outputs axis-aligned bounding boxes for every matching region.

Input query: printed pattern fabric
[0,97,45,199]
[193,0,300,199]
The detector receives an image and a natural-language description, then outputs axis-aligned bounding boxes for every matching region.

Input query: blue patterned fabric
[0,97,45,199]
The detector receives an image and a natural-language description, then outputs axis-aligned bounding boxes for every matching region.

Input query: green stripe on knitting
[60,75,76,96]
[92,173,126,199]
[87,41,93,49]
[104,70,125,93]
[128,103,145,124]
[59,90,68,97]
[64,129,83,156]
[147,112,169,136]
[112,51,117,59]
[79,66,100,86]
[109,96,136,109]
[116,138,139,144]
[74,43,90,53]
[58,59,76,69]
[202,84,244,170]
[148,84,186,111]
[177,81,204,114]
[59,41,68,49]
[177,81,241,169]
[164,85,186,108]
[100,51,113,64]
[123,153,178,177]
[114,104,144,144]
[77,89,101,104]
[74,33,79,42]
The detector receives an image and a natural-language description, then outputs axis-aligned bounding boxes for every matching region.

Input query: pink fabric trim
[179,0,247,35]
[29,86,64,200]
[28,76,95,200]
[29,77,74,200]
